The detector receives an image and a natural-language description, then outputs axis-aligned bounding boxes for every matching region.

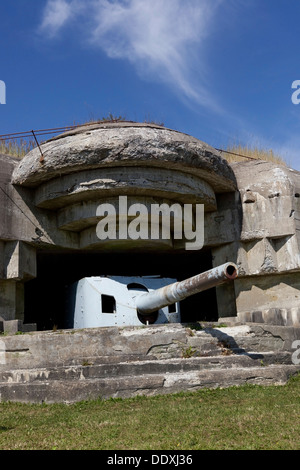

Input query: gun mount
[66,263,238,329]
[136,263,238,316]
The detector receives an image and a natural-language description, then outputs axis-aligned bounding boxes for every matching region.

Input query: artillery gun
[66,263,238,329]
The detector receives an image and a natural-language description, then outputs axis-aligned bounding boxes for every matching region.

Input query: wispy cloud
[39,0,224,111]
[39,0,74,37]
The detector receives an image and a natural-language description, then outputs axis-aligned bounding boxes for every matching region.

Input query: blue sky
[1,0,300,168]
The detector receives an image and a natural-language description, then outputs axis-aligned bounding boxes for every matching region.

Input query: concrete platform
[0,323,299,404]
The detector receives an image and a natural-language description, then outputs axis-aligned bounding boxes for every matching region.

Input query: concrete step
[0,323,299,403]
[0,351,293,384]
[0,350,299,404]
[0,352,292,384]
[1,323,299,370]
[0,363,299,404]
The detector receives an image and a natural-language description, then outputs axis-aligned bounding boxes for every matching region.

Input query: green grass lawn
[0,375,299,450]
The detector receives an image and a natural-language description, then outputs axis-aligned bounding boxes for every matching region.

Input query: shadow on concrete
[191,324,264,360]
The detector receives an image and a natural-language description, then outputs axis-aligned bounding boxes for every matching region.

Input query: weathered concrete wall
[0,156,34,322]
[213,161,300,323]
[236,272,300,311]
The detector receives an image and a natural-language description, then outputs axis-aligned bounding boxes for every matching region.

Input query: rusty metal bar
[136,262,238,315]
[216,148,260,161]
[31,130,45,163]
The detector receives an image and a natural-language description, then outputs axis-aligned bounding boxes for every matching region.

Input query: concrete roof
[11,122,237,193]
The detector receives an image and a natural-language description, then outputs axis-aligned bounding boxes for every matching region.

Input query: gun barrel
[136,262,238,315]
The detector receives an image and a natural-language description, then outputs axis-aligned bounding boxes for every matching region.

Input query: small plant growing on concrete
[217,340,233,356]
[181,346,197,358]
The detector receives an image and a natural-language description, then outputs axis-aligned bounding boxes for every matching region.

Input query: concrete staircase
[0,322,299,404]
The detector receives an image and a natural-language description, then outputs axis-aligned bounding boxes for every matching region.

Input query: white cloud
[40,0,74,36]
[39,0,224,111]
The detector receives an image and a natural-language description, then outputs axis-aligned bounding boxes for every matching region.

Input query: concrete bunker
[1,122,300,332]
